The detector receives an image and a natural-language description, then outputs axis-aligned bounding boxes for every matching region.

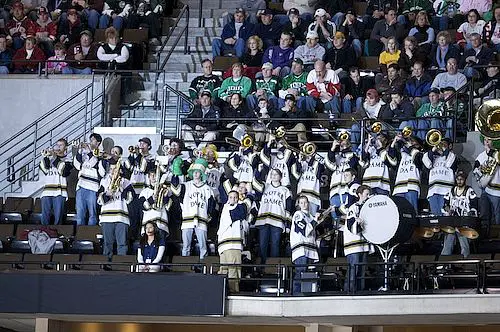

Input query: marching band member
[73,133,105,226]
[335,168,360,216]
[163,138,190,184]
[228,144,261,184]
[39,138,73,225]
[344,185,373,292]
[171,158,216,260]
[292,145,325,214]
[260,134,297,188]
[217,190,248,292]
[97,158,135,261]
[325,135,359,219]
[202,144,224,203]
[441,170,478,258]
[138,167,171,239]
[253,166,293,264]
[423,138,457,216]
[390,133,424,213]
[474,137,500,225]
[124,137,155,239]
[290,196,320,294]
[360,133,397,195]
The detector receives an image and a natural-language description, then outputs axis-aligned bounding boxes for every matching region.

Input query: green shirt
[254,76,280,98]
[218,76,253,100]
[416,102,444,117]
[281,73,308,97]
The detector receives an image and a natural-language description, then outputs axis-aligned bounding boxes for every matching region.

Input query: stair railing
[161,84,194,139]
[156,4,190,70]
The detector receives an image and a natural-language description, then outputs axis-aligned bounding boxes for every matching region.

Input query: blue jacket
[253,21,282,43]
[221,21,255,41]
[0,49,12,68]
[404,75,432,98]
[459,46,494,69]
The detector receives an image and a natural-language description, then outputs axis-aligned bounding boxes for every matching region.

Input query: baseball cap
[80,30,93,37]
[262,62,273,69]
[288,8,299,16]
[200,90,212,98]
[306,31,319,39]
[285,94,296,101]
[262,8,273,16]
[139,137,152,147]
[345,8,356,16]
[334,31,345,39]
[429,88,440,95]
[314,8,326,17]
[292,58,304,65]
[235,8,246,14]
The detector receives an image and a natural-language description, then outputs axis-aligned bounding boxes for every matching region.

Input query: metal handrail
[161,84,195,139]
[156,4,190,70]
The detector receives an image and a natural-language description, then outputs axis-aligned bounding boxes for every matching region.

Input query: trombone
[225,134,254,148]
[425,129,443,148]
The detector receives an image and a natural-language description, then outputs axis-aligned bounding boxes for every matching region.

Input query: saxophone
[109,159,122,193]
[153,161,169,210]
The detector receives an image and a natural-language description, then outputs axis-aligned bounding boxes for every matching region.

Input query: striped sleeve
[40,157,50,175]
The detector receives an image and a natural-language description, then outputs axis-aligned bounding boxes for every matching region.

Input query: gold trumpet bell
[458,227,479,240]
[402,126,413,138]
[476,99,500,139]
[371,122,382,134]
[339,131,350,141]
[275,126,286,139]
[241,134,254,148]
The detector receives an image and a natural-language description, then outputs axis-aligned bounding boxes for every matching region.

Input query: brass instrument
[426,129,443,147]
[128,145,140,154]
[153,161,168,210]
[339,131,350,141]
[41,148,54,157]
[225,134,254,148]
[401,126,413,138]
[301,142,317,156]
[109,159,122,193]
[316,206,334,225]
[274,126,286,139]
[371,121,382,134]
[475,99,500,140]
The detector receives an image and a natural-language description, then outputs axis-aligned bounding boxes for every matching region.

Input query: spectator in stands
[377,63,405,102]
[350,89,386,147]
[459,0,491,18]
[128,0,164,46]
[0,0,10,24]
[323,31,356,79]
[408,11,435,53]
[0,35,12,74]
[404,61,432,108]
[247,62,280,110]
[432,0,460,32]
[342,67,373,113]
[137,221,165,272]
[240,35,264,79]
[398,36,429,76]
[483,6,500,52]
[63,30,99,74]
[456,9,486,50]
[218,62,253,102]
[282,8,308,46]
[474,61,500,106]
[378,36,400,75]
[278,58,308,109]
[271,93,311,143]
[58,8,83,47]
[293,30,325,71]
[367,7,404,56]
[188,59,222,102]
[182,90,220,150]
[30,6,57,56]
[212,8,254,58]
[416,88,445,140]
[12,36,46,73]
[262,31,294,78]
[338,8,364,58]
[100,0,131,31]
[221,0,266,26]
[400,0,433,20]
[430,30,460,71]
[223,92,255,131]
[254,9,282,49]
[380,89,416,130]
[363,0,393,29]
[459,33,494,78]
[304,60,341,118]
[81,0,104,32]
[431,57,467,90]
[98,158,134,261]
[314,0,346,27]
[96,27,130,69]
[5,1,33,50]
[39,138,72,225]
[442,86,465,138]
[47,42,68,73]
[307,8,336,48]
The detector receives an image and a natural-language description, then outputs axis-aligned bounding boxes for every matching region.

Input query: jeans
[76,187,98,226]
[351,39,362,58]
[330,12,344,27]
[62,67,92,74]
[395,191,419,213]
[212,38,245,58]
[351,122,361,149]
[41,196,66,225]
[182,227,208,259]
[441,232,470,257]
[417,118,446,141]
[101,222,129,260]
[258,224,282,264]
[303,96,340,117]
[345,252,367,292]
[293,256,312,294]
[12,36,24,50]
[485,193,500,225]
[342,96,363,113]
[0,66,9,74]
[432,16,448,32]
[429,194,445,216]
[99,14,125,30]
[83,8,100,30]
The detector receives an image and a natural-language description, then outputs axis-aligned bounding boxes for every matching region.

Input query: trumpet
[401,126,413,138]
[426,129,443,147]
[41,148,54,157]
[128,145,140,154]
[274,126,286,139]
[370,121,382,134]
[339,131,350,141]
[225,134,254,148]
[301,142,317,156]
[93,149,110,159]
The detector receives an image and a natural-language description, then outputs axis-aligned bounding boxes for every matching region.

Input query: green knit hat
[187,158,208,181]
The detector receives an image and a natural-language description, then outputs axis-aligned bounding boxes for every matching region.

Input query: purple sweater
[262,45,294,69]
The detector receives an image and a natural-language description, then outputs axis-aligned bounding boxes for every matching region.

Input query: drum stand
[376,243,398,292]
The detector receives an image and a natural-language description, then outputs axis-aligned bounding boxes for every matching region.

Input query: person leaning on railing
[415,87,446,141]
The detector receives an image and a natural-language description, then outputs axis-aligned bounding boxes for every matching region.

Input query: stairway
[113,0,230,137]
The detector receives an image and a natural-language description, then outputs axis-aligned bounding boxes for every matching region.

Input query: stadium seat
[204,255,220,274]
[213,56,238,73]
[171,255,202,272]
[1,197,33,223]
[94,29,106,43]
[30,198,42,224]
[111,255,136,272]
[22,253,54,270]
[0,253,23,271]
[359,57,379,71]
[70,226,102,254]
[123,29,149,44]
[10,225,40,253]
[263,257,289,275]
[80,254,109,271]
[52,254,81,270]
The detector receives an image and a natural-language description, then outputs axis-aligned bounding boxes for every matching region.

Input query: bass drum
[360,195,416,246]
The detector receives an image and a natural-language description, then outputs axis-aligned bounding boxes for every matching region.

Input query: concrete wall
[0,76,98,142]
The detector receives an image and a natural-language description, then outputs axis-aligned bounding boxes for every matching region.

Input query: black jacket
[282,19,309,42]
[338,19,366,43]
[341,76,374,99]
[459,46,494,69]
[271,106,312,129]
[184,104,221,131]
[323,45,357,71]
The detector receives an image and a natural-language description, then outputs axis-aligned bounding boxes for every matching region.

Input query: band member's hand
[356,217,364,228]
[258,163,264,172]
[314,212,321,220]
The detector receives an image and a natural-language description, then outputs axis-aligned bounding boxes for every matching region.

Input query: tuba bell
[475,99,500,140]
[426,129,442,147]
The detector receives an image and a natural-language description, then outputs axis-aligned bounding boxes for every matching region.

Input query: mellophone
[416,215,480,239]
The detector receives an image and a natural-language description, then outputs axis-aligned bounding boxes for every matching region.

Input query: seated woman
[378,36,400,76]
[429,30,460,71]
[239,35,264,79]
[408,11,435,54]
[137,221,166,273]
[96,27,130,70]
[456,9,486,50]
[12,36,46,73]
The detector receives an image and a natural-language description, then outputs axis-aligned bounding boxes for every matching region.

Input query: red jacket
[5,16,35,39]
[13,46,46,71]
[306,69,341,100]
[28,19,58,41]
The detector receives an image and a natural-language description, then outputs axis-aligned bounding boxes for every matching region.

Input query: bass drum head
[360,195,399,245]
[390,196,417,245]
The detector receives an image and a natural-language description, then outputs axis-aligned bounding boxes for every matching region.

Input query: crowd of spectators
[192,1,500,148]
